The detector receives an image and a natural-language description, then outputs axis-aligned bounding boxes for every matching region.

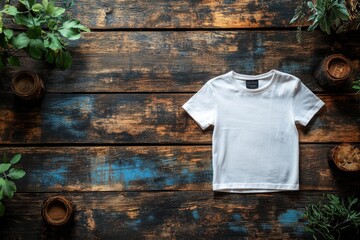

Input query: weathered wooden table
[1,0,359,239]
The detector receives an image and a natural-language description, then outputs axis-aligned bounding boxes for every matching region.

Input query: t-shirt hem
[182,104,208,130]
[299,100,325,126]
[213,183,299,193]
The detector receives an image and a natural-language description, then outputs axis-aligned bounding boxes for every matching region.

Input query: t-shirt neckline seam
[230,69,277,94]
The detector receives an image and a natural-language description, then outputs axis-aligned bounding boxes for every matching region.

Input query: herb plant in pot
[0,0,90,70]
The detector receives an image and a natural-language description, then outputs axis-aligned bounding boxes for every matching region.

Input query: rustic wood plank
[2,0,299,30]
[0,94,359,144]
[72,0,297,29]
[1,191,359,239]
[0,31,359,93]
[1,145,359,192]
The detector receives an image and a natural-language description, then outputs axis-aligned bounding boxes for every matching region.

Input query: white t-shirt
[182,70,325,193]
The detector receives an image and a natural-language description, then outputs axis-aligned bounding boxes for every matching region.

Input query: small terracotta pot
[315,54,352,90]
[11,71,45,101]
[41,196,74,227]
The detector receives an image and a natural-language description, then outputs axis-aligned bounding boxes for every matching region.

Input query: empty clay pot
[315,54,353,90]
[41,196,74,227]
[11,71,45,101]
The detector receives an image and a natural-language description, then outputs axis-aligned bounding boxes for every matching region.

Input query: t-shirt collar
[230,69,277,93]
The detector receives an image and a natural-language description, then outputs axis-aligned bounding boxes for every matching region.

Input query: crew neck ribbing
[231,69,277,93]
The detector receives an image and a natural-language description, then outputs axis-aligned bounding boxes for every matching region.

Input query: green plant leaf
[2,5,18,16]
[0,178,4,198]
[56,50,72,70]
[47,4,65,18]
[14,14,34,27]
[47,19,57,30]
[62,20,90,32]
[3,29,13,40]
[0,163,11,174]
[26,26,41,39]
[7,168,25,180]
[58,27,81,40]
[19,0,31,10]
[307,1,314,10]
[28,46,43,60]
[12,33,30,49]
[58,19,89,40]
[42,0,49,10]
[46,33,62,50]
[61,19,80,29]
[31,3,44,12]
[9,154,21,165]
[334,5,350,21]
[29,0,36,7]
[0,179,16,199]
[45,51,55,64]
[28,39,45,59]
[0,201,5,216]
[7,56,20,66]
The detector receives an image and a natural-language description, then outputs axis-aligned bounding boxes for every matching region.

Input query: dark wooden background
[1,0,360,239]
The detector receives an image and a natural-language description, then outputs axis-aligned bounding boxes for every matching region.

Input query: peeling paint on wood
[0,1,359,239]
[3,191,357,239]
[0,0,298,29]
[0,94,359,144]
[0,31,359,93]
[0,145,359,192]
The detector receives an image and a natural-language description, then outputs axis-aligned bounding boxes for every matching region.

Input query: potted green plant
[0,153,26,216]
[303,194,360,240]
[0,0,90,70]
[291,1,360,92]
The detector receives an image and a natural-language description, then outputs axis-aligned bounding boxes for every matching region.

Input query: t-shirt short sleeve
[293,79,325,126]
[182,82,215,130]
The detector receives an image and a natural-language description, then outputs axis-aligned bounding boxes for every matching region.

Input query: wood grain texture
[0,94,359,144]
[2,191,359,240]
[2,0,298,30]
[1,145,359,192]
[0,31,359,93]
[74,0,297,29]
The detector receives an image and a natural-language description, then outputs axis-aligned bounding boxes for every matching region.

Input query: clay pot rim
[11,71,36,96]
[42,196,73,226]
[11,71,42,97]
[324,54,352,81]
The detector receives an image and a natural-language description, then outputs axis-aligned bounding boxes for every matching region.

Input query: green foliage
[0,154,26,217]
[352,79,360,93]
[303,194,360,240]
[0,0,90,70]
[291,0,359,43]
[307,0,349,34]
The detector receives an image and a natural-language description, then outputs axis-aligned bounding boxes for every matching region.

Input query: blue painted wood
[0,144,359,192]
[6,0,301,29]
[0,94,359,144]
[0,31,358,93]
[0,1,359,239]
[0,191,331,239]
